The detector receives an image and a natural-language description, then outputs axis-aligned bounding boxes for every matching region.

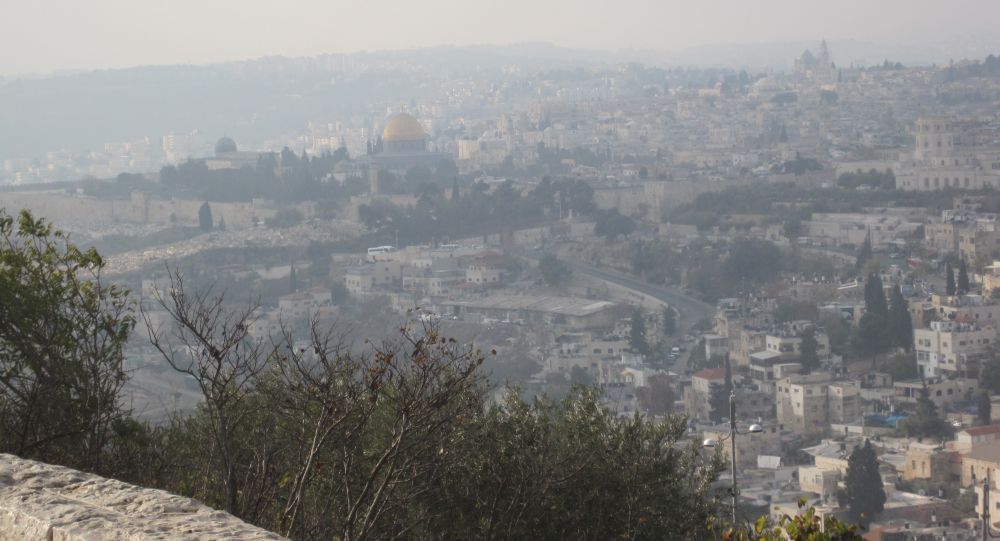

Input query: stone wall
[0,454,286,540]
[0,192,277,229]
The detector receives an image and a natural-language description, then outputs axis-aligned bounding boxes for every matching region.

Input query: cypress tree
[629,308,649,356]
[723,355,733,393]
[845,440,886,523]
[945,263,956,296]
[888,285,913,351]
[864,273,888,317]
[979,390,992,426]
[198,202,213,232]
[798,326,820,374]
[662,306,677,336]
[856,231,873,272]
[958,259,970,294]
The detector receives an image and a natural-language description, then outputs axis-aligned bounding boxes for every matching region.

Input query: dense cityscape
[4,6,1000,539]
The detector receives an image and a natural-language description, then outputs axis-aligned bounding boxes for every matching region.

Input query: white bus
[367,245,397,261]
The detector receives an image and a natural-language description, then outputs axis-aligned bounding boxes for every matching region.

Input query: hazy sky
[1,0,997,75]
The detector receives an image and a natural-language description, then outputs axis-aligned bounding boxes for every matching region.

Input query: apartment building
[914,320,996,377]
[776,373,860,434]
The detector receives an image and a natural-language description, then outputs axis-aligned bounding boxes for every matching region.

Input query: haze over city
[4,2,1000,540]
[2,0,999,75]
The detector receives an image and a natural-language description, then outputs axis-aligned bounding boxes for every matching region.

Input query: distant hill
[2,39,998,161]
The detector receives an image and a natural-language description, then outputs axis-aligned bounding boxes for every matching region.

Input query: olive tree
[0,209,134,469]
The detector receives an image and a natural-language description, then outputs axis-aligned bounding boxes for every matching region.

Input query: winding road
[518,248,715,333]
[566,260,715,333]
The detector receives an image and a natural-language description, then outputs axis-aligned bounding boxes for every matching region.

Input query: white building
[914,320,996,377]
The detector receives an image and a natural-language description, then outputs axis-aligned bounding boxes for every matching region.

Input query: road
[566,260,714,332]
[565,259,715,374]
[517,248,715,333]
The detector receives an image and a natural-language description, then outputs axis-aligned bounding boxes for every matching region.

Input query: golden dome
[382,113,426,142]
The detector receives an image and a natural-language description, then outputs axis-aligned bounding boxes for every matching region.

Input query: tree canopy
[946,263,956,296]
[902,385,955,441]
[798,326,820,374]
[888,285,913,352]
[724,238,782,287]
[0,209,879,541]
[629,307,650,356]
[0,210,135,471]
[198,201,213,231]
[844,440,886,523]
[539,254,572,287]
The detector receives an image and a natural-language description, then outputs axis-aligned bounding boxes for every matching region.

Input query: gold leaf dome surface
[382,113,426,142]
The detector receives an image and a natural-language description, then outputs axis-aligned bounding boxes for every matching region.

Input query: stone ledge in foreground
[0,453,287,540]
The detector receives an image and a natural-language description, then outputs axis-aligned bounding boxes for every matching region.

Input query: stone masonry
[0,454,286,540]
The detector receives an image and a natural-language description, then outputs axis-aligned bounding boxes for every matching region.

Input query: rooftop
[965,444,1000,463]
[692,368,727,381]
[959,423,1000,437]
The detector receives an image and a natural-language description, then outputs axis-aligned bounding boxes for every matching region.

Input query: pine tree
[888,285,913,352]
[844,440,886,523]
[945,263,956,296]
[958,259,970,295]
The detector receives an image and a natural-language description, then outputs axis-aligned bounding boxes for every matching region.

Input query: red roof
[693,368,727,381]
[962,424,1000,437]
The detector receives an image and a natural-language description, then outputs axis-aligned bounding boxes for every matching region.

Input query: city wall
[0,191,276,229]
